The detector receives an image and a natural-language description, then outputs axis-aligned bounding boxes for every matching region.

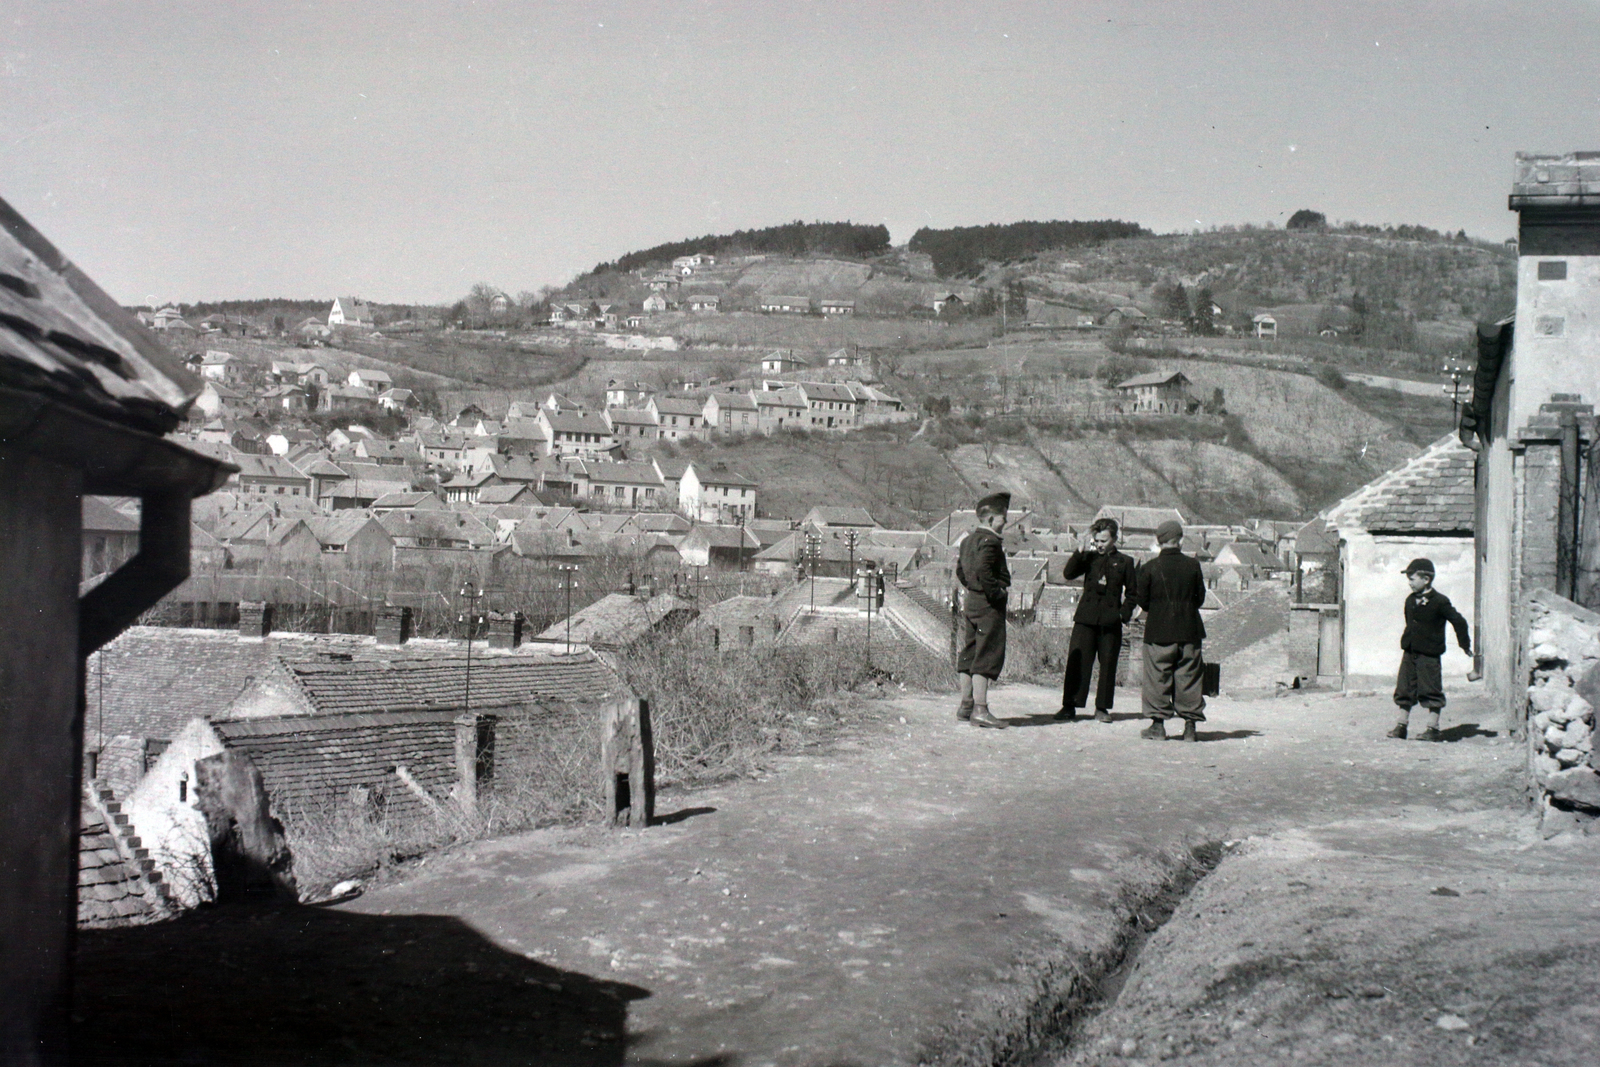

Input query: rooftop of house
[1323,434,1476,535]
[803,505,879,528]
[232,454,311,480]
[1093,504,1188,532]
[1115,370,1190,390]
[0,196,208,437]
[83,495,141,534]
[215,645,627,722]
[651,396,705,417]
[535,592,697,648]
[575,460,665,486]
[688,462,757,487]
[543,410,612,434]
[798,382,857,402]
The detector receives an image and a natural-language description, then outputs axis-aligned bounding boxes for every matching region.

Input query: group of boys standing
[953,492,1207,740]
[953,492,1473,742]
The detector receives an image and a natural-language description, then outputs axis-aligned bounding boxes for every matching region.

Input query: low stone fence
[1521,589,1600,834]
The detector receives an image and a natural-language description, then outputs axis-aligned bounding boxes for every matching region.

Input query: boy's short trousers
[1394,650,1445,710]
[956,594,1007,680]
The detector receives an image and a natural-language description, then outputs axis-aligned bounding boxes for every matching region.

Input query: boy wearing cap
[1133,519,1208,741]
[954,492,1012,729]
[1056,517,1138,722]
[1388,558,1472,742]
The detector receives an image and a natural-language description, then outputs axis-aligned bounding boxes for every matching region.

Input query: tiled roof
[798,382,857,403]
[476,484,530,505]
[277,653,628,714]
[1116,370,1189,389]
[536,593,697,647]
[652,396,704,417]
[803,506,879,527]
[0,197,199,433]
[1324,434,1475,534]
[689,462,757,487]
[576,460,664,486]
[1203,587,1290,662]
[233,454,310,480]
[544,410,611,434]
[605,407,658,425]
[1094,504,1187,532]
[84,495,140,533]
[77,799,167,928]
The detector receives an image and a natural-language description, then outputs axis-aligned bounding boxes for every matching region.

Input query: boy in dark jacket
[1388,558,1472,742]
[1134,520,1208,742]
[1056,517,1138,722]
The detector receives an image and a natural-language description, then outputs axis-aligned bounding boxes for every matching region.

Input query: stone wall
[1522,590,1600,835]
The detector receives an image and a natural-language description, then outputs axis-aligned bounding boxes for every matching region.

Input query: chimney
[486,610,522,650]
[238,601,273,640]
[375,605,412,646]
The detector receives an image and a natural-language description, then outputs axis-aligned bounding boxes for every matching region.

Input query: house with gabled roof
[570,460,666,509]
[198,350,241,382]
[759,294,812,314]
[328,296,373,327]
[536,592,697,649]
[753,386,808,434]
[759,351,809,374]
[647,395,708,440]
[346,368,392,390]
[604,406,660,442]
[802,505,879,529]
[703,390,759,436]
[537,408,616,456]
[797,382,862,430]
[680,463,758,524]
[1114,370,1194,414]
[231,454,313,499]
[1322,434,1477,688]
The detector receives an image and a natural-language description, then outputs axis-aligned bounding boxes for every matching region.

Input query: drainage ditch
[923,839,1228,1067]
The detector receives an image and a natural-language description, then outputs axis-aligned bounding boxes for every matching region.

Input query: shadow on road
[74,902,651,1066]
[1194,729,1263,742]
[652,805,718,826]
[1438,723,1499,742]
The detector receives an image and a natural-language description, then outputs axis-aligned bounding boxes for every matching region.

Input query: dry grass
[282,634,955,893]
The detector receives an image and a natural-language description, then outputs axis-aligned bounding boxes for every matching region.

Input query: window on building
[1539,260,1568,281]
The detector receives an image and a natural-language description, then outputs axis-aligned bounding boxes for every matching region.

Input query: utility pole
[457,580,485,716]
[844,529,859,588]
[806,531,822,613]
[556,564,579,650]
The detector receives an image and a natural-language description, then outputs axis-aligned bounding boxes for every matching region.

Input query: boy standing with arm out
[1388,558,1473,742]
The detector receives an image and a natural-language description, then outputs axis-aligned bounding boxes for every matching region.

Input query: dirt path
[74,682,1529,1065]
[1061,811,1600,1066]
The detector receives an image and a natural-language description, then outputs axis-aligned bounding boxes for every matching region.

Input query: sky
[2,1,1597,306]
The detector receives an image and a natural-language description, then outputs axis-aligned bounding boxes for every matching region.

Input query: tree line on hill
[589,220,892,275]
[908,219,1151,277]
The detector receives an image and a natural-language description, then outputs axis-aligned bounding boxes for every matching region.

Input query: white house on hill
[329,297,373,327]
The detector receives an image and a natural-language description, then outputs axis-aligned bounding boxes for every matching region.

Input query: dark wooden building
[0,196,231,1063]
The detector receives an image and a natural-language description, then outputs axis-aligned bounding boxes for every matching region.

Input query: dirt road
[75,682,1545,1066]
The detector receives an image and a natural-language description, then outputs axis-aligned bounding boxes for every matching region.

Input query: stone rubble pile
[1524,593,1600,830]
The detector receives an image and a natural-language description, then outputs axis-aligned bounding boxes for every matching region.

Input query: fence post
[601,697,654,828]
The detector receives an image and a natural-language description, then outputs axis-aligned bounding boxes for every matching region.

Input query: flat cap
[1155,519,1184,544]
[976,491,1011,514]
[1403,557,1435,577]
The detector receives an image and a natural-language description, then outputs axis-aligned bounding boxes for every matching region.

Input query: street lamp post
[556,564,579,650]
[1442,359,1469,422]
[457,580,486,716]
[805,532,822,613]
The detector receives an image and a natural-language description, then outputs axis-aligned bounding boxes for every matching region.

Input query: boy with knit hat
[1388,557,1472,742]
[954,492,1012,729]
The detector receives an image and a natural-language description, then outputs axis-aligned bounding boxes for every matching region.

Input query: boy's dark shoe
[1386,723,1408,739]
[1140,720,1167,741]
[955,702,973,722]
[1053,707,1078,722]
[1094,709,1113,723]
[970,706,1008,730]
[1415,727,1442,742]
[1180,721,1198,742]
